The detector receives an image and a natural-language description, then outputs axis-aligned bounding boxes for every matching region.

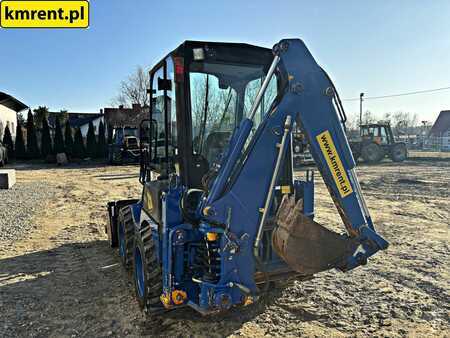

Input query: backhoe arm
[202,39,388,290]
[271,39,389,272]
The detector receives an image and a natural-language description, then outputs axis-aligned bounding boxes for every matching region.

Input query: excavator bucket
[272,195,358,275]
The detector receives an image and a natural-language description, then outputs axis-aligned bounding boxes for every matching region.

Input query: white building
[0,92,27,140]
[428,110,450,151]
[71,114,104,138]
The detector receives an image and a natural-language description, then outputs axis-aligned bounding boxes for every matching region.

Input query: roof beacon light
[193,48,205,61]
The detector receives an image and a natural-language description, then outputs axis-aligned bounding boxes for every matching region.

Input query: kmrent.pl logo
[0,0,89,28]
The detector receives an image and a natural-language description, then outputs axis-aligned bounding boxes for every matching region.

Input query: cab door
[148,57,178,177]
[142,57,179,223]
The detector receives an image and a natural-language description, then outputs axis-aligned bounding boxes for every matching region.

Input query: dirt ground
[0,160,448,337]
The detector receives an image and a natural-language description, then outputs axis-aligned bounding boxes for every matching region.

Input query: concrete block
[0,169,16,189]
[57,153,68,166]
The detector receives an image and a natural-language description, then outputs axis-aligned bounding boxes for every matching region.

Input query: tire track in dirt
[0,161,449,337]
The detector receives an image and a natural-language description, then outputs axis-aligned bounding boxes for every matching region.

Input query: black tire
[118,206,134,269]
[351,148,361,162]
[391,143,407,162]
[133,224,164,312]
[361,143,384,163]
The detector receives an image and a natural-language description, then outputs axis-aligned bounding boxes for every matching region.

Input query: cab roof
[150,40,273,74]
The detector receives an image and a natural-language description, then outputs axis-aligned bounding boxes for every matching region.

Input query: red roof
[429,111,450,136]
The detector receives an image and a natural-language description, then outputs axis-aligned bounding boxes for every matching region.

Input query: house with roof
[48,112,104,138]
[68,113,104,138]
[428,110,450,151]
[103,104,149,129]
[0,92,28,141]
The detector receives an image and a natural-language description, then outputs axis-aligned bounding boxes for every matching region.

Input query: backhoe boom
[202,39,388,286]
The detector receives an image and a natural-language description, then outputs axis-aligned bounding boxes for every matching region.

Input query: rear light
[174,57,184,82]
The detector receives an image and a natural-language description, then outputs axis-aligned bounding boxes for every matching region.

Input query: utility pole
[359,92,364,127]
[421,120,428,150]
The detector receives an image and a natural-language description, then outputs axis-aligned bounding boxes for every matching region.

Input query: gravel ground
[0,182,56,242]
[0,162,449,337]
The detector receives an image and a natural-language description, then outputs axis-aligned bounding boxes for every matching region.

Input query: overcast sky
[1,0,449,122]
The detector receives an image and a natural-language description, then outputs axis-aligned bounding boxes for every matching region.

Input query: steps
[0,169,16,189]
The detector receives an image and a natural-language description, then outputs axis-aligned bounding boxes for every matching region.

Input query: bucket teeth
[272,195,358,275]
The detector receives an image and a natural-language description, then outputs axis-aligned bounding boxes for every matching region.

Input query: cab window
[149,57,178,174]
[244,75,277,126]
[380,126,388,144]
[151,66,166,167]
[166,57,178,157]
[190,73,237,161]
[188,61,278,167]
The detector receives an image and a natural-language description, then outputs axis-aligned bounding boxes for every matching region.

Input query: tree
[64,120,74,157]
[382,112,392,123]
[345,112,360,132]
[26,109,40,159]
[86,121,97,158]
[391,111,418,137]
[362,110,376,125]
[15,123,26,159]
[96,120,106,158]
[40,118,53,158]
[54,117,65,154]
[33,106,49,129]
[49,110,69,126]
[17,112,25,125]
[113,66,150,107]
[107,124,113,145]
[2,125,14,159]
[73,127,85,159]
[58,110,69,125]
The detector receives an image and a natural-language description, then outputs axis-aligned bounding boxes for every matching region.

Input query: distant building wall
[103,104,148,129]
[79,116,104,138]
[441,130,450,151]
[0,104,17,140]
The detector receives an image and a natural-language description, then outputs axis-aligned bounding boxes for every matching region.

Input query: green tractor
[350,122,407,163]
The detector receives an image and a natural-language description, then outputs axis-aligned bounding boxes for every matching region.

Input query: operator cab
[141,41,283,223]
[360,123,394,145]
[112,127,139,145]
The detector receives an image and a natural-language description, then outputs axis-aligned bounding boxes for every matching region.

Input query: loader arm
[201,39,388,290]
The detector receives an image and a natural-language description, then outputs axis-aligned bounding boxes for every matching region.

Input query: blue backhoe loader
[106,39,388,314]
[107,126,141,164]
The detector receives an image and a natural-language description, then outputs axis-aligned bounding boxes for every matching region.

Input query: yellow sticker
[1,1,89,28]
[316,130,353,198]
[143,186,153,212]
[281,185,291,194]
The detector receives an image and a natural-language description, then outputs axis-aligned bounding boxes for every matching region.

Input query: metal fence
[406,135,450,152]
[423,136,450,152]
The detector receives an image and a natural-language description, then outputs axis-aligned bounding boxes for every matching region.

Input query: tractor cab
[143,41,279,185]
[360,122,395,146]
[350,122,407,163]
[140,41,284,223]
